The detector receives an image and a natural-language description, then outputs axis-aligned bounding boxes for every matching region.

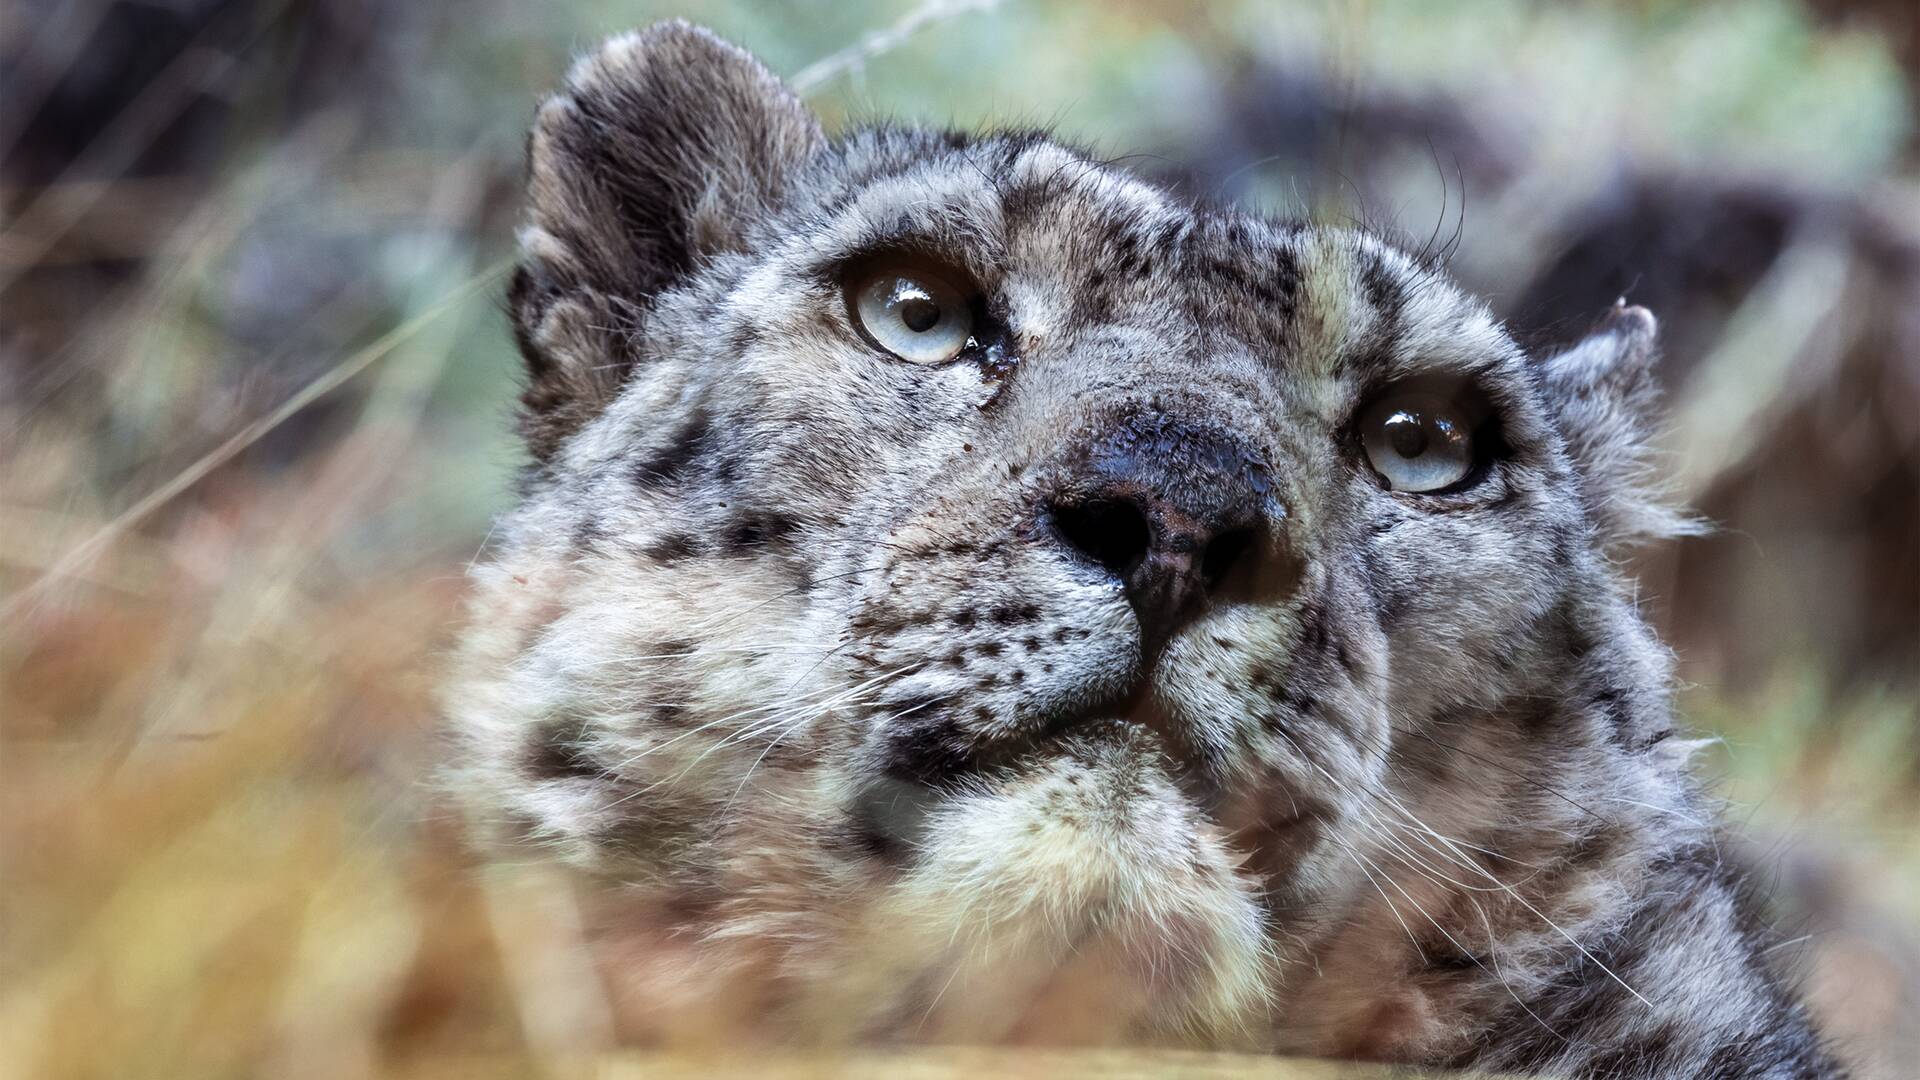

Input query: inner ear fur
[509,20,824,460]
[1540,303,1700,550]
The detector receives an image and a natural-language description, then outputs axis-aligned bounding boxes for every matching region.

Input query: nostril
[1200,526,1257,591]
[1051,497,1153,577]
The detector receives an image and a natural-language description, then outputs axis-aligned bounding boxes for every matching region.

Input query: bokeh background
[3,0,1916,1076]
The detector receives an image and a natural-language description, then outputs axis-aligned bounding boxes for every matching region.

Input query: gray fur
[446,21,1840,1076]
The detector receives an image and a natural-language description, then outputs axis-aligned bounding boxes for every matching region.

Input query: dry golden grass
[2,560,512,1076]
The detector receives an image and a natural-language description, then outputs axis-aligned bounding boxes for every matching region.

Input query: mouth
[831,727,1283,1043]
[864,642,1248,797]
[855,700,1166,834]
[853,689,1320,868]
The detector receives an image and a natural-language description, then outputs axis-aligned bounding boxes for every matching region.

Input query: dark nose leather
[1045,412,1271,644]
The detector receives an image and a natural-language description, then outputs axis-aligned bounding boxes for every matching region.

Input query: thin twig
[791,0,1006,95]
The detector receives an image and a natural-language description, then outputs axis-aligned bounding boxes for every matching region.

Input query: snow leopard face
[446,24,1835,1073]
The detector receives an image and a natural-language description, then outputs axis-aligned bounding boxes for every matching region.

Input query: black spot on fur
[883,716,976,787]
[526,718,599,782]
[1266,683,1315,720]
[989,602,1041,625]
[725,513,798,551]
[632,410,712,487]
[643,533,700,563]
[851,604,913,637]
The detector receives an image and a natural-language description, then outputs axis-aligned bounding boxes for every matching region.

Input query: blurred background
[2,0,1915,1076]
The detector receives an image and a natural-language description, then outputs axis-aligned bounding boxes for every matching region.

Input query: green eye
[847,261,975,364]
[1359,391,1478,493]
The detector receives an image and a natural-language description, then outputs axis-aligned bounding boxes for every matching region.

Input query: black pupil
[898,294,941,333]
[1385,411,1427,458]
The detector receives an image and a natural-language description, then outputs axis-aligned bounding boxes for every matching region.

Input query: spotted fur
[445,22,1840,1075]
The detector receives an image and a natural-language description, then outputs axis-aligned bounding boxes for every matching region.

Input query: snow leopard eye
[1358,389,1480,493]
[846,260,977,365]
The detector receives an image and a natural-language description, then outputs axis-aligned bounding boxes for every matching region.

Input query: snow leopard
[444,21,1842,1077]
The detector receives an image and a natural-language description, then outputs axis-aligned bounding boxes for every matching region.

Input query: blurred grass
[2,1,1917,1077]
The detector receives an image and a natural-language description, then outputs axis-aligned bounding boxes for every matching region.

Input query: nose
[1044,413,1271,643]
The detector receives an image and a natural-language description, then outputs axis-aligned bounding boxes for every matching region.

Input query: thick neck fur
[1273,585,1832,1075]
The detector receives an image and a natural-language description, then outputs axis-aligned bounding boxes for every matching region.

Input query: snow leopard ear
[1540,303,1700,549]
[508,21,823,460]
